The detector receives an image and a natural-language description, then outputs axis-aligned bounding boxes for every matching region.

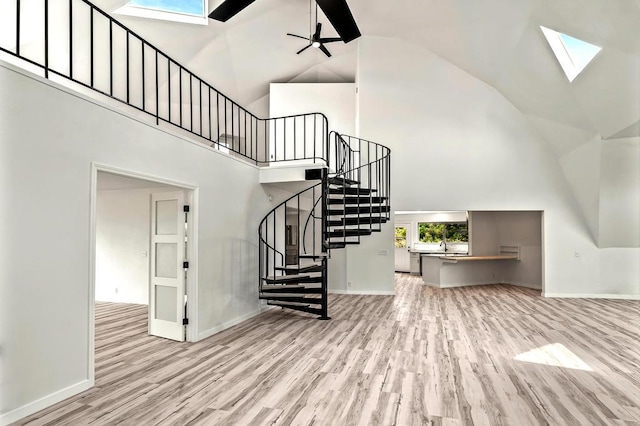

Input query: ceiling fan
[208,0,361,44]
[288,21,342,57]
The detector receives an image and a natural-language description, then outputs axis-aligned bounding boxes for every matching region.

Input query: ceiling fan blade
[297,44,312,55]
[314,22,322,40]
[319,44,332,58]
[319,37,342,43]
[316,0,361,43]
[208,0,255,22]
[287,33,310,41]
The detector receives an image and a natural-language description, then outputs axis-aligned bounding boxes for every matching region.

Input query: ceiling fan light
[312,41,321,48]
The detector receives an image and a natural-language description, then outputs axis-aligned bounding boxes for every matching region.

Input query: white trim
[0,60,260,170]
[186,189,199,342]
[329,290,395,295]
[500,281,542,290]
[92,163,198,191]
[423,281,498,289]
[197,306,274,341]
[0,380,91,426]
[543,293,640,300]
[114,4,208,26]
[88,166,98,384]
[423,281,543,290]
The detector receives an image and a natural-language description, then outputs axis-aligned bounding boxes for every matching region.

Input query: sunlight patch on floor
[514,343,593,371]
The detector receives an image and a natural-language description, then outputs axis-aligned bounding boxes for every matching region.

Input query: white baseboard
[329,289,395,295]
[424,281,543,290]
[439,281,497,289]
[0,380,92,426]
[198,306,272,341]
[543,293,640,300]
[500,281,542,290]
[424,281,497,289]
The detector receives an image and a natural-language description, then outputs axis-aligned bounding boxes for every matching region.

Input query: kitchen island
[421,246,520,288]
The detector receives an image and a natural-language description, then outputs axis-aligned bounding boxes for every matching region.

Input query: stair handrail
[0,0,328,166]
[326,133,391,247]
[258,181,324,283]
[302,188,325,254]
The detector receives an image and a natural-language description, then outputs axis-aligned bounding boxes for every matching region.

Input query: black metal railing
[326,132,391,247]
[0,0,328,165]
[258,181,325,279]
[258,132,390,316]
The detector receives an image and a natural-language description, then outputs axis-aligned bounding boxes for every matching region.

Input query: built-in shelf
[499,245,521,260]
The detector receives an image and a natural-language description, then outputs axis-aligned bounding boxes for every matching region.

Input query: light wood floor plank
[12,274,640,425]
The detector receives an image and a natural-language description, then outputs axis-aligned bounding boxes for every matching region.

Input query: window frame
[114,0,209,26]
[416,220,469,252]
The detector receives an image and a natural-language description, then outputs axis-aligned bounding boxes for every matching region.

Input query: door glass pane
[155,285,177,321]
[156,243,177,278]
[395,226,407,248]
[156,199,177,235]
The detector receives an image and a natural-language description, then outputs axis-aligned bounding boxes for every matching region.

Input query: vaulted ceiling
[97,0,640,154]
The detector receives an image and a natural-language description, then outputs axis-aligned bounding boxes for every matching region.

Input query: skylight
[540,26,601,82]
[129,0,204,16]
[115,0,207,25]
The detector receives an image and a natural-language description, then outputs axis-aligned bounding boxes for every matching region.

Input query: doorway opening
[90,166,197,383]
[394,210,544,293]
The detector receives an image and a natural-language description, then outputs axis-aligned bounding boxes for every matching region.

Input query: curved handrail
[258,181,324,281]
[325,133,392,247]
[302,191,325,253]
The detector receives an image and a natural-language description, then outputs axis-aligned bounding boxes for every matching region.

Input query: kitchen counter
[409,251,468,274]
[421,247,520,288]
[436,255,518,261]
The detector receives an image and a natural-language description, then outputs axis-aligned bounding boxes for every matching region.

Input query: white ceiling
[98,0,640,153]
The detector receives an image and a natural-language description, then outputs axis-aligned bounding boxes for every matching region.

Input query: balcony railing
[0,0,328,165]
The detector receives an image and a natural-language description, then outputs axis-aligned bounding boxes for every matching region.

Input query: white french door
[150,191,186,342]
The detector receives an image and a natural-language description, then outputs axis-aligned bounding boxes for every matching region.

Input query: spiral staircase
[258,133,391,319]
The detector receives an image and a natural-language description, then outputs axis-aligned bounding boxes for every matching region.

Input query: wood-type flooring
[14,274,640,425]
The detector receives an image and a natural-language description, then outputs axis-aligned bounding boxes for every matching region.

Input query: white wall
[599,138,640,248]
[346,224,395,295]
[356,36,639,298]
[468,211,500,256]
[270,83,356,135]
[328,249,348,293]
[559,138,601,243]
[560,136,640,248]
[0,62,273,421]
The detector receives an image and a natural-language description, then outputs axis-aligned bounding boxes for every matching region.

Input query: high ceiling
[97,0,640,154]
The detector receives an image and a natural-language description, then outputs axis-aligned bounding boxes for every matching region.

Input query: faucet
[440,241,448,252]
